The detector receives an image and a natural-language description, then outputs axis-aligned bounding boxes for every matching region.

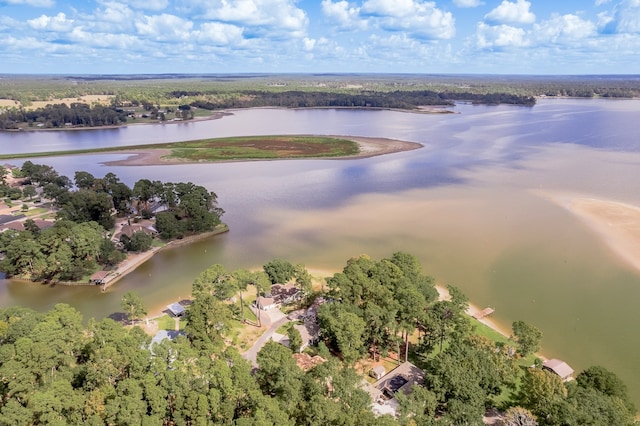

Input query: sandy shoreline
[102,135,422,167]
[539,191,640,274]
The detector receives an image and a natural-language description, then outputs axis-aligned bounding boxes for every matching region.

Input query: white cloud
[4,0,54,7]
[595,0,611,5]
[196,22,244,46]
[611,0,640,33]
[28,13,74,32]
[475,22,528,48]
[453,0,483,7]
[533,14,596,43]
[302,37,315,51]
[88,2,137,32]
[321,0,362,27]
[135,14,194,41]
[360,0,455,39]
[68,27,139,49]
[484,0,535,25]
[183,0,308,37]
[125,0,169,11]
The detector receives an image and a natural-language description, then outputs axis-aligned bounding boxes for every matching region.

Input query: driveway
[242,307,290,368]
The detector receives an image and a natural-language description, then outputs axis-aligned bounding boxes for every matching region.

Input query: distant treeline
[0,103,127,130]
[188,90,536,110]
[8,76,640,129]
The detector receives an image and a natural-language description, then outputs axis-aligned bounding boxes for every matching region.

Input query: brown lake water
[2,98,640,405]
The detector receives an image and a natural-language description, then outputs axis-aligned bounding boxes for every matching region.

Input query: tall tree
[120,292,147,324]
[263,258,295,284]
[511,320,543,357]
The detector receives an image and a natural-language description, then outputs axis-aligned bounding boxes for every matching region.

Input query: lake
[2,98,640,405]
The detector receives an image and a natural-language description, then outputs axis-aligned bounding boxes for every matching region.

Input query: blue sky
[1,0,639,74]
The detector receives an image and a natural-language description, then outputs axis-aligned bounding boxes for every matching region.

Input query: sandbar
[102,136,422,166]
[540,192,640,274]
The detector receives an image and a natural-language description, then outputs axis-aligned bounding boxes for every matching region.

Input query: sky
[1,0,639,75]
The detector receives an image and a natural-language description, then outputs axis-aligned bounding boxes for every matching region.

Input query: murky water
[2,98,640,405]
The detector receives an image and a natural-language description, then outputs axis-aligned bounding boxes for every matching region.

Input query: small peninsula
[0,163,225,286]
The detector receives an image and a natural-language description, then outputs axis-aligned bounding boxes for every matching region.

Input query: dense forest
[0,253,635,425]
[0,163,224,282]
[0,90,533,129]
[8,73,640,129]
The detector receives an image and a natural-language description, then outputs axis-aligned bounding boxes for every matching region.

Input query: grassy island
[0,135,422,164]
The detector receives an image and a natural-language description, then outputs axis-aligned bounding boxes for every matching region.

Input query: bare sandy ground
[102,136,422,166]
[541,192,640,274]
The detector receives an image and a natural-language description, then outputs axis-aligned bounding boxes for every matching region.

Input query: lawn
[0,135,360,162]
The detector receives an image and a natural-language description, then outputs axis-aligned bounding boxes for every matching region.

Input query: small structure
[472,307,495,320]
[89,270,111,285]
[370,365,387,380]
[543,358,574,381]
[255,296,277,311]
[167,302,185,317]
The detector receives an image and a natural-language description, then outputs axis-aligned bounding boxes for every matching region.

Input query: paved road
[242,307,290,367]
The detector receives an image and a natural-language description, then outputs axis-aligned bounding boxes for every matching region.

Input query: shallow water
[2,98,640,405]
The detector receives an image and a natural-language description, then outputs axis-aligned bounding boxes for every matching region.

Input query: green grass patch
[0,135,360,162]
[156,314,183,331]
[20,207,48,217]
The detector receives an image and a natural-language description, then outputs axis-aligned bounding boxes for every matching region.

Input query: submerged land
[541,192,640,274]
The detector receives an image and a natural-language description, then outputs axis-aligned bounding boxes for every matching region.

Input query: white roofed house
[255,296,277,311]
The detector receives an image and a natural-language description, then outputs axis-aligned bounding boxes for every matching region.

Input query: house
[365,361,426,417]
[370,365,386,380]
[543,358,574,381]
[271,282,304,305]
[115,223,157,240]
[167,302,186,317]
[255,296,277,311]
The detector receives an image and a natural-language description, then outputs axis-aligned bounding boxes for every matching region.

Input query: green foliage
[120,291,147,323]
[511,320,543,357]
[518,368,567,419]
[287,324,303,353]
[184,293,231,353]
[263,258,296,284]
[121,231,152,252]
[501,406,538,426]
[317,303,365,365]
[0,252,637,425]
[0,165,224,283]
[0,220,106,281]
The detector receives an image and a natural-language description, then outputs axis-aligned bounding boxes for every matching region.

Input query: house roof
[373,361,425,393]
[256,296,276,309]
[372,365,387,376]
[118,224,155,239]
[167,302,185,316]
[90,270,110,281]
[543,359,574,379]
[0,219,55,232]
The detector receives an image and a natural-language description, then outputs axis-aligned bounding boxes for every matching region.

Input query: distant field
[28,94,113,109]
[0,99,19,107]
[0,94,113,110]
